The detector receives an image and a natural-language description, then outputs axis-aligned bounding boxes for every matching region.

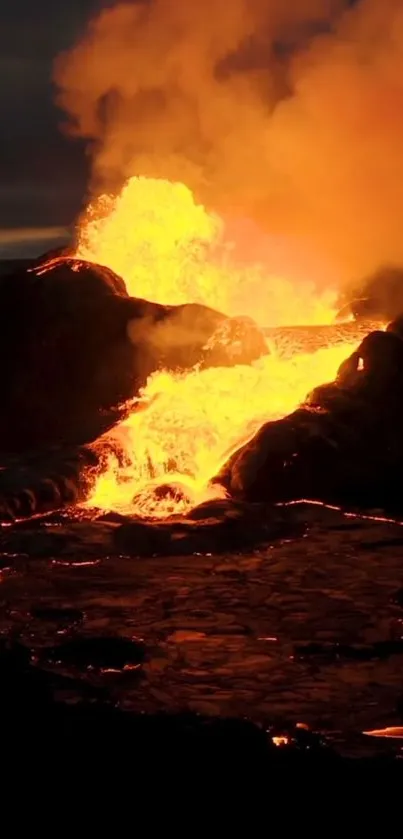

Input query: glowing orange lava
[87,344,357,518]
[76,177,362,518]
[77,177,338,327]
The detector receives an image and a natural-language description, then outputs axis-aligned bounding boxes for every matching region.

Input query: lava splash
[87,344,358,518]
[77,177,338,327]
[76,177,361,519]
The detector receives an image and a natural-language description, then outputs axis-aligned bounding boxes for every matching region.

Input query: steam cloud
[55,0,403,285]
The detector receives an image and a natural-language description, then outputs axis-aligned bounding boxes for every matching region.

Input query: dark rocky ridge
[0,255,267,452]
[220,322,403,515]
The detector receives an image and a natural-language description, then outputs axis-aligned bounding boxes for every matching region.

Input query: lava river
[76,177,363,518]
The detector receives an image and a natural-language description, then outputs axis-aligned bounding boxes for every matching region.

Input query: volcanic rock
[0,257,138,449]
[391,588,403,610]
[126,300,225,371]
[0,256,265,452]
[337,265,403,322]
[29,606,85,626]
[113,503,302,557]
[220,328,403,512]
[0,639,32,673]
[201,316,268,367]
[294,640,403,662]
[0,446,98,522]
[42,635,146,672]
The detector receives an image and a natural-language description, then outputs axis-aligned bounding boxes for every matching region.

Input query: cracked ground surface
[1,502,403,760]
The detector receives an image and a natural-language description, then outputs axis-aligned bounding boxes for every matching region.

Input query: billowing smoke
[55,0,403,286]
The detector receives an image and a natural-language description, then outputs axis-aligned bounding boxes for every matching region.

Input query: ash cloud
[55,0,403,286]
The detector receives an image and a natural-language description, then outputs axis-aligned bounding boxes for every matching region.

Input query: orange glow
[278,499,403,527]
[87,343,358,518]
[76,176,366,519]
[363,727,403,739]
[76,176,338,327]
[272,736,290,747]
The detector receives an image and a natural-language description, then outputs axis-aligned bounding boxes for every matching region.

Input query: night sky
[0,0,104,232]
[0,0,359,248]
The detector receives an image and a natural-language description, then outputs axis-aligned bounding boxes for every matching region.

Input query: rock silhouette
[220,327,403,513]
[0,256,267,451]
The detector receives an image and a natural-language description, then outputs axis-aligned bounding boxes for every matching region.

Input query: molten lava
[87,345,358,518]
[76,176,363,518]
[77,177,337,326]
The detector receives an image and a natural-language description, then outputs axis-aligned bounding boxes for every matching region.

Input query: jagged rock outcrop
[219,326,403,513]
[0,256,267,451]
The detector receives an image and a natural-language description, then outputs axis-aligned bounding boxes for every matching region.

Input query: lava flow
[76,176,362,519]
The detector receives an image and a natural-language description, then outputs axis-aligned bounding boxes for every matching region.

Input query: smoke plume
[55,0,403,284]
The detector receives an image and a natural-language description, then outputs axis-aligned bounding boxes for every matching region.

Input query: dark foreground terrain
[1,502,403,778]
[1,256,403,782]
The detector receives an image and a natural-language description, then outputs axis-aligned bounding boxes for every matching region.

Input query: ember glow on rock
[76,177,362,519]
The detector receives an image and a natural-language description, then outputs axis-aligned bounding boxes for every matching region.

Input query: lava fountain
[76,177,363,518]
[77,177,338,325]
